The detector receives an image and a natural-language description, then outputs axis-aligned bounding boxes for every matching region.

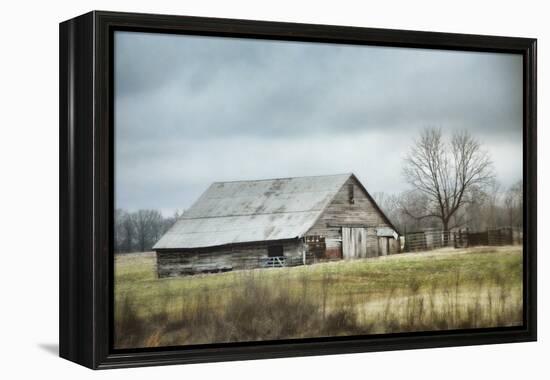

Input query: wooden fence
[403,229,452,252]
[260,256,306,268]
[453,227,516,248]
[404,227,521,252]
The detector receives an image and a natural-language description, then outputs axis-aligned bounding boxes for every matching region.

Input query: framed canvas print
[59,11,537,369]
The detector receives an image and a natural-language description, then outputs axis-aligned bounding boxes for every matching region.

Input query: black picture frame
[59,10,537,369]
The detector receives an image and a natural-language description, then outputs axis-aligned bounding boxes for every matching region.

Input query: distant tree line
[114,209,183,253]
[373,179,523,233]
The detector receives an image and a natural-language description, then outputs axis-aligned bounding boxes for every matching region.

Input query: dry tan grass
[114,246,523,348]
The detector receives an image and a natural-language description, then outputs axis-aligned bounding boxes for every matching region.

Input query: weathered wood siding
[306,176,398,258]
[156,240,303,277]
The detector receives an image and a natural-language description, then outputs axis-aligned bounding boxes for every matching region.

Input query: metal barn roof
[153,174,352,249]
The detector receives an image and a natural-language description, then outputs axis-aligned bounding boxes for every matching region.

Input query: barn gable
[305,175,399,258]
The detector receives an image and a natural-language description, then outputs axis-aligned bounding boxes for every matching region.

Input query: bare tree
[456,184,488,231]
[483,179,502,228]
[372,192,398,220]
[119,210,136,253]
[373,192,405,230]
[162,209,183,234]
[398,190,442,231]
[133,209,164,252]
[114,209,183,253]
[505,180,523,229]
[402,128,494,236]
[114,209,126,253]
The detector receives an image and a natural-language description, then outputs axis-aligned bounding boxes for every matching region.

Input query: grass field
[114,246,523,348]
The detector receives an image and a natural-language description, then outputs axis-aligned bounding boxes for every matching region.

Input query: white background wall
[0,0,547,378]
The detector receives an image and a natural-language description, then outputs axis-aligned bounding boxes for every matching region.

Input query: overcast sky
[114,31,523,216]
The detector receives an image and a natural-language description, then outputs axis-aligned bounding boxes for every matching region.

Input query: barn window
[268,245,284,257]
[348,184,355,204]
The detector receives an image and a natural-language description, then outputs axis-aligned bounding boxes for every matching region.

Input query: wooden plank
[379,237,388,256]
[359,228,368,258]
[342,227,352,259]
[343,227,369,259]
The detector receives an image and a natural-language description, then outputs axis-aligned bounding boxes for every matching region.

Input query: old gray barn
[153,173,400,277]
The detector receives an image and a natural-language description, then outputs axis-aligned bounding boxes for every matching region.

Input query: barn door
[342,227,368,259]
[378,237,388,256]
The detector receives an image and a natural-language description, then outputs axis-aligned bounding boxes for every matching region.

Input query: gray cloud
[115,31,523,215]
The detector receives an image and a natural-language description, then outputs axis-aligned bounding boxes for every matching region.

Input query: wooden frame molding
[59,11,537,369]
